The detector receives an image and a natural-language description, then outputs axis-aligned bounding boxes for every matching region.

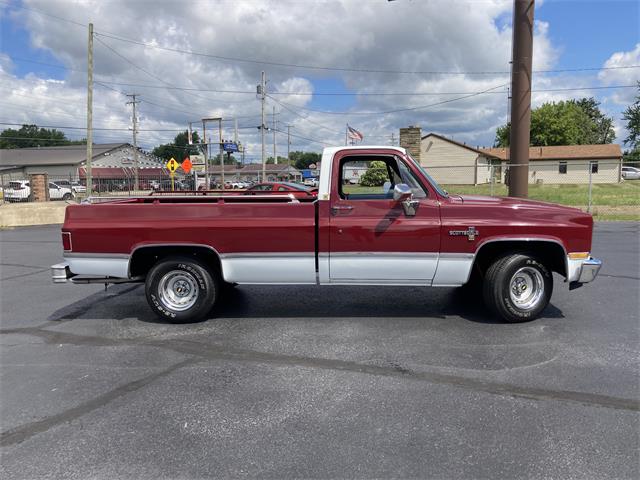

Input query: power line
[92,79,640,97]
[0,0,87,28]
[269,83,509,116]
[95,31,640,76]
[94,35,243,108]
[273,127,329,147]
[4,1,638,77]
[269,84,638,116]
[267,96,344,137]
[0,121,259,132]
[11,54,640,79]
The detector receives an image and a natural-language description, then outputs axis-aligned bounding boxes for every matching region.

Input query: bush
[360,161,388,186]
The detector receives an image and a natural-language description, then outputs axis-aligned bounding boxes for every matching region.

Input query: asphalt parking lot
[1,223,639,479]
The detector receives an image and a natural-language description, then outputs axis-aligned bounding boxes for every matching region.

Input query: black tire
[62,193,73,201]
[145,256,219,323]
[483,253,553,323]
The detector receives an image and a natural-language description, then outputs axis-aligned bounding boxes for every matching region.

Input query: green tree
[211,153,239,165]
[152,130,202,161]
[289,151,321,170]
[360,161,388,186]
[0,124,84,148]
[622,82,640,164]
[494,98,615,147]
[575,97,616,144]
[266,156,289,164]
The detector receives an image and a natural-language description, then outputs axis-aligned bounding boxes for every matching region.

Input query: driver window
[340,157,395,200]
[339,156,427,200]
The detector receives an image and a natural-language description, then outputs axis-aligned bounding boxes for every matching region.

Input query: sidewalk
[0,201,69,227]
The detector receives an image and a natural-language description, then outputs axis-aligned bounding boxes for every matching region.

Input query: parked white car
[55,180,87,193]
[3,180,75,202]
[304,178,319,187]
[621,166,640,180]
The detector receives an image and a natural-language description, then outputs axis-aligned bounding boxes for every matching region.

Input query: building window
[591,161,599,174]
[559,161,567,174]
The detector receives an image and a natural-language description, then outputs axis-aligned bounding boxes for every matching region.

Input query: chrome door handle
[331,205,354,215]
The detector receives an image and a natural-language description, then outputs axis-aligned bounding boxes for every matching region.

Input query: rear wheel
[145,256,219,323]
[483,253,552,323]
[62,192,73,201]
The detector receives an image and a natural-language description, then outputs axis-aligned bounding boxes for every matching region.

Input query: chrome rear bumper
[51,262,73,283]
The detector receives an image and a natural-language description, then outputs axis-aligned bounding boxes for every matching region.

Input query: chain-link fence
[1,160,638,220]
[425,160,638,221]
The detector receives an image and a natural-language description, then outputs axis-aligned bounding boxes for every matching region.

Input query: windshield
[405,153,449,197]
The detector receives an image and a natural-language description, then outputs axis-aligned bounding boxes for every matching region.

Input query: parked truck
[52,146,601,323]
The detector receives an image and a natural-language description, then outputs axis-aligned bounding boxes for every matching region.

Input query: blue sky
[536,0,639,70]
[0,0,638,151]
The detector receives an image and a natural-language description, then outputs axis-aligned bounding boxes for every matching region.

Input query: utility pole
[272,106,277,165]
[234,118,238,144]
[286,125,292,167]
[202,117,223,189]
[86,22,93,196]
[260,71,266,182]
[219,118,224,189]
[508,0,535,198]
[126,94,140,190]
[202,120,208,189]
[390,132,396,145]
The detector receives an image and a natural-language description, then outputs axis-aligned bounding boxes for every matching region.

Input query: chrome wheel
[158,270,200,312]
[509,266,544,310]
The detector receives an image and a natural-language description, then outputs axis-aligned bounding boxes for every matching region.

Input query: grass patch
[341,182,639,221]
[442,182,640,207]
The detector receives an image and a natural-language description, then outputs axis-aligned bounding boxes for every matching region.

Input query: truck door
[328,154,440,283]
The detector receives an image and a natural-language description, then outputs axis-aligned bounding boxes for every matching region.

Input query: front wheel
[483,253,552,323]
[145,256,219,323]
[62,193,73,201]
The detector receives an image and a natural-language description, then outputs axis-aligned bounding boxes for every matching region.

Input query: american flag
[347,124,364,141]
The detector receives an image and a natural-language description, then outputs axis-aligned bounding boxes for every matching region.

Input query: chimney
[399,126,422,163]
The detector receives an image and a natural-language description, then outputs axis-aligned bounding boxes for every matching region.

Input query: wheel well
[473,241,566,279]
[129,245,222,278]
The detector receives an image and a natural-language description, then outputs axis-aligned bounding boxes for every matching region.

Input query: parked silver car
[621,166,640,180]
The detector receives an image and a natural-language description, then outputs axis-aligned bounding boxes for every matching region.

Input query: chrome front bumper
[576,257,602,283]
[567,256,602,287]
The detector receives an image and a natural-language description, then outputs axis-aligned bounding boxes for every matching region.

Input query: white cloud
[599,43,640,104]
[0,0,629,156]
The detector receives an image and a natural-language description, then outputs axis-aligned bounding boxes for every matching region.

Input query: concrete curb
[0,202,70,227]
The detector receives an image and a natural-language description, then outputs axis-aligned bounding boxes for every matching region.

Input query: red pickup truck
[52,146,601,323]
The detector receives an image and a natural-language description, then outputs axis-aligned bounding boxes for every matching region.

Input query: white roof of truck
[318,145,408,199]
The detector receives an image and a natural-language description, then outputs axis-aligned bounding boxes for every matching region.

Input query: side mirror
[393,183,412,202]
[393,183,419,217]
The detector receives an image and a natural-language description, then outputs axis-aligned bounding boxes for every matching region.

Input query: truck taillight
[62,232,72,251]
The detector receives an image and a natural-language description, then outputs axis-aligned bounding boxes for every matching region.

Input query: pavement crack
[0,358,198,448]
[1,268,50,282]
[160,339,640,413]
[2,328,638,414]
[0,263,49,269]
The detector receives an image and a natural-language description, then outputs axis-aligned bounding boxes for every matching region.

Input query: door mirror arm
[393,183,418,216]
